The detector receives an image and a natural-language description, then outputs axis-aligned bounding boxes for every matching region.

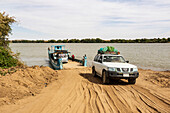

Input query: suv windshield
[103,56,125,63]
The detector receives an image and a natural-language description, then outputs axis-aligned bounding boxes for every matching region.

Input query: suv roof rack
[97,51,120,55]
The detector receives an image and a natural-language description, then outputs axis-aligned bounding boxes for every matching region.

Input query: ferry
[48,45,69,70]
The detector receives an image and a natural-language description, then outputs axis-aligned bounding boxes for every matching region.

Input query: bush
[0,47,19,68]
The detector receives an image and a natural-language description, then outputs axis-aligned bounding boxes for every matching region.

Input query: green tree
[47,39,56,43]
[62,39,68,43]
[0,12,16,47]
[0,47,18,68]
[57,40,62,43]
[95,38,103,43]
[168,38,170,42]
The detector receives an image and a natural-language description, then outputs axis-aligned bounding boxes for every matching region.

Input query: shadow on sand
[79,73,130,85]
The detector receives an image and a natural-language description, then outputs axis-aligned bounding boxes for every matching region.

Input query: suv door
[93,55,99,71]
[94,55,100,74]
[97,56,103,76]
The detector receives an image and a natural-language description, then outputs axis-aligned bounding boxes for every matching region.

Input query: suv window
[103,56,125,63]
[94,55,98,61]
[97,56,102,63]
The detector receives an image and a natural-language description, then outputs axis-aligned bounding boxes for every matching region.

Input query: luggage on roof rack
[97,46,120,55]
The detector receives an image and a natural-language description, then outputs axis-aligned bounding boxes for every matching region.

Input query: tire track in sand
[0,68,169,113]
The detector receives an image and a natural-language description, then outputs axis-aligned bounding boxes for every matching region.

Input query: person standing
[72,54,75,61]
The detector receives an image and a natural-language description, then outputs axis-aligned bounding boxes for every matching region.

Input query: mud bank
[139,69,170,88]
[0,66,169,113]
[0,66,58,106]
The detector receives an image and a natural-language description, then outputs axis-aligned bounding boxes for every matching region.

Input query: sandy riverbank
[0,66,58,106]
[0,64,169,113]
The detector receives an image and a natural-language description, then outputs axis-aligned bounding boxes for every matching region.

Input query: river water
[10,43,170,71]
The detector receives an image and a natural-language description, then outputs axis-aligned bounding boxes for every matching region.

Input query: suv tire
[128,78,136,84]
[92,67,97,77]
[102,71,109,84]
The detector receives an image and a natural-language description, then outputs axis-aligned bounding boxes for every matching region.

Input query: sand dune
[0,66,169,113]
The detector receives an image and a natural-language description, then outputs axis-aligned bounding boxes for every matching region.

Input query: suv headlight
[133,68,138,72]
[108,67,116,71]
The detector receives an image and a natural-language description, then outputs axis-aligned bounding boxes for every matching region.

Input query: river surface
[10,43,170,71]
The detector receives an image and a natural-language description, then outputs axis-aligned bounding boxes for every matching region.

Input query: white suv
[92,54,139,84]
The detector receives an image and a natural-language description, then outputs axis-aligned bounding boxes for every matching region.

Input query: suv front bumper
[106,71,139,79]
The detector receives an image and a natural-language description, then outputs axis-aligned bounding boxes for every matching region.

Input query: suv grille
[122,68,129,72]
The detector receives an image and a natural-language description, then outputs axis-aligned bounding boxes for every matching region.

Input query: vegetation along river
[10,43,170,71]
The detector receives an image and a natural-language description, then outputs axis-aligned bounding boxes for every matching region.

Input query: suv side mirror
[126,61,129,63]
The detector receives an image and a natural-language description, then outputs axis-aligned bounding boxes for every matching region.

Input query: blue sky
[1,0,170,40]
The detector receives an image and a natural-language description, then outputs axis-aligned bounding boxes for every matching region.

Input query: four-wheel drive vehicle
[92,54,139,84]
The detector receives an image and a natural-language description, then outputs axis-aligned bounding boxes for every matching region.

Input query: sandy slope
[0,67,169,113]
[0,66,58,106]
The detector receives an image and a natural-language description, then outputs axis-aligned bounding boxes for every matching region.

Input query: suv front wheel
[102,71,110,84]
[92,67,97,77]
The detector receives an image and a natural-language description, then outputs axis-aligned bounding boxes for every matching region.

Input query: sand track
[0,68,169,113]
